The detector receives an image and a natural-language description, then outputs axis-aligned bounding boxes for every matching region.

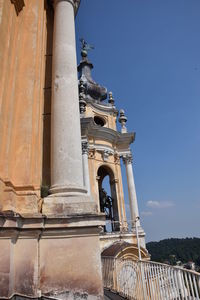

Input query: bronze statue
[80,38,94,56]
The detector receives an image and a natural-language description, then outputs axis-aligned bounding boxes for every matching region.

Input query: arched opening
[97,166,119,232]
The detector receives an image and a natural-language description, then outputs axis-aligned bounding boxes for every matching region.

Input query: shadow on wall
[42,1,54,193]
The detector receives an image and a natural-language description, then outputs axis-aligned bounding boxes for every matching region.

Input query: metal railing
[102,257,200,300]
[100,220,138,234]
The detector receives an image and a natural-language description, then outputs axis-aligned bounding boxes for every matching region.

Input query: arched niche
[97,165,119,232]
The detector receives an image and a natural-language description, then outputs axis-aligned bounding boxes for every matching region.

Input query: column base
[49,184,88,195]
[42,193,98,215]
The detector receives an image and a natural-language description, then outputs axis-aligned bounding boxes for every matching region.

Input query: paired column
[50,0,86,197]
[123,153,141,227]
[82,141,91,195]
[50,0,83,194]
[43,0,97,214]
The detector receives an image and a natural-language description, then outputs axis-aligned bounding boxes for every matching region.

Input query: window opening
[94,116,105,127]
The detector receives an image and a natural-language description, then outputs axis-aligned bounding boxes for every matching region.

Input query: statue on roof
[78,38,107,101]
[80,38,94,57]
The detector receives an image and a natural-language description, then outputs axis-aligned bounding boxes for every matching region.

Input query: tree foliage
[146,238,200,266]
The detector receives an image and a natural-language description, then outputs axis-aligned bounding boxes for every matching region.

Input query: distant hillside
[146,238,200,266]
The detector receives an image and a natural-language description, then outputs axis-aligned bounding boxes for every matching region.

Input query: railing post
[135,216,142,261]
[139,261,147,300]
[193,274,199,298]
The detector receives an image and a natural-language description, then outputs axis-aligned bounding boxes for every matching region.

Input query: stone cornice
[81,117,135,150]
[86,99,118,116]
[0,212,105,231]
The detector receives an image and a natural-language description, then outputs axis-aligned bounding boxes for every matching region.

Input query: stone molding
[0,213,105,232]
[11,0,25,15]
[90,144,114,155]
[87,99,118,116]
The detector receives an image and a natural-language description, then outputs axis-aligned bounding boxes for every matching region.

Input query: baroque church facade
[0,1,148,299]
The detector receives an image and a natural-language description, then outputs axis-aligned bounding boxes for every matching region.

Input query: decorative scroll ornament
[11,0,25,15]
[122,153,133,165]
[102,150,112,162]
[82,142,89,155]
[88,148,96,159]
[79,79,86,114]
[114,153,120,165]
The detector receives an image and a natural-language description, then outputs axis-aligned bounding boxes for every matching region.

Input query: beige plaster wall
[0,0,52,213]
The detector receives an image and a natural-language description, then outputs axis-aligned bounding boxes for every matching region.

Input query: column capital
[53,0,81,14]
[122,153,133,165]
[82,141,89,155]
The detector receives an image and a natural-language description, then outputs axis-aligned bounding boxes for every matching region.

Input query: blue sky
[75,0,200,242]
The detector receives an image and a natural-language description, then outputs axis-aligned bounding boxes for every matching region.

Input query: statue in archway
[99,188,113,221]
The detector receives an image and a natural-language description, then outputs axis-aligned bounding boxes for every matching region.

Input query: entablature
[81,117,135,151]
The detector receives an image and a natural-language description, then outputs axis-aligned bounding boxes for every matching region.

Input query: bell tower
[78,41,148,257]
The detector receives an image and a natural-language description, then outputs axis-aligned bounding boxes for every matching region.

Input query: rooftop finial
[118,109,128,133]
[108,92,115,105]
[80,38,94,58]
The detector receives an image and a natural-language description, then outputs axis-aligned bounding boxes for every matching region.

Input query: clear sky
[75,0,200,242]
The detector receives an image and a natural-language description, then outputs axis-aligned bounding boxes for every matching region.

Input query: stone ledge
[0,212,105,231]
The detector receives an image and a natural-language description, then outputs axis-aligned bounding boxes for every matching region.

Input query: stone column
[43,0,96,214]
[123,153,141,227]
[82,141,91,195]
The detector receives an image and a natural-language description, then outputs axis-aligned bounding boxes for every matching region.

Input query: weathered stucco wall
[0,223,104,299]
[0,0,52,214]
[40,231,103,298]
